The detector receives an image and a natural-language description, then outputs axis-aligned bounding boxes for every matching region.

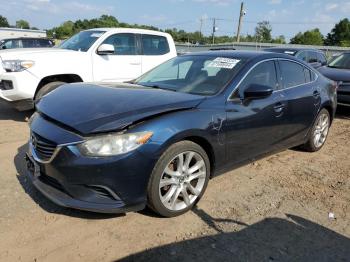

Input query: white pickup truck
[0,28,177,110]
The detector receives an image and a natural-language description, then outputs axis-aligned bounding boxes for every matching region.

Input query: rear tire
[147,141,210,217]
[35,81,66,102]
[302,109,330,152]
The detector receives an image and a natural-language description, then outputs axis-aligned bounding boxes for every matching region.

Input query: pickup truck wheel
[35,81,66,102]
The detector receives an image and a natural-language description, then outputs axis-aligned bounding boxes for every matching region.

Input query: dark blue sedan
[26,51,337,217]
[318,52,350,106]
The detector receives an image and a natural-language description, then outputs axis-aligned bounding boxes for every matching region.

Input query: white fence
[0,28,47,40]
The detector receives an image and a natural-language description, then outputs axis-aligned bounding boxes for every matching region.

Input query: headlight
[2,60,35,72]
[77,131,153,157]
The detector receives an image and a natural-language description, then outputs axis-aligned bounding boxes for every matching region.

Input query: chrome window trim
[227,57,318,101]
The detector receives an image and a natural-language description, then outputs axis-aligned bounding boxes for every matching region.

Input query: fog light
[0,80,14,90]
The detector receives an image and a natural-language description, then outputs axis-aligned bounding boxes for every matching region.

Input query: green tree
[290,28,324,45]
[0,15,9,27]
[16,19,30,29]
[255,21,272,42]
[325,18,350,47]
[272,35,286,44]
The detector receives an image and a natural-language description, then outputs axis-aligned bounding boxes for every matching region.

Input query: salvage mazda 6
[26,51,337,217]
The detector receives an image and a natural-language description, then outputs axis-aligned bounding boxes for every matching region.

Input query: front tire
[147,141,210,217]
[302,109,330,152]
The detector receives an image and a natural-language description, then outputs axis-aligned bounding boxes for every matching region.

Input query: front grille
[31,133,57,161]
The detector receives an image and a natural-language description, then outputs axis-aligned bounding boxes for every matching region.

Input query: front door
[224,60,288,165]
[92,33,142,82]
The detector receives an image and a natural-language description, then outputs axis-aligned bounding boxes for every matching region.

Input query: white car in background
[0,28,177,110]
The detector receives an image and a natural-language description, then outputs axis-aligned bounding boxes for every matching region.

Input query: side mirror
[243,84,273,100]
[321,61,327,66]
[97,44,115,55]
[2,46,6,49]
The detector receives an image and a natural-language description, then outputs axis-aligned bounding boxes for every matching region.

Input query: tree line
[0,14,349,47]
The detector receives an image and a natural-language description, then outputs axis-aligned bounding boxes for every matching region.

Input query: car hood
[0,48,78,60]
[36,83,206,135]
[318,66,350,82]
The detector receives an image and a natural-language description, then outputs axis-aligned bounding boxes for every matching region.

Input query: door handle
[130,62,141,66]
[274,102,285,113]
[313,90,320,98]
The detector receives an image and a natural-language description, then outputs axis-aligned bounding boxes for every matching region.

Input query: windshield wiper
[139,84,177,92]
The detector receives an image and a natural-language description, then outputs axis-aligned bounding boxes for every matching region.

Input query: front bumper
[25,153,145,213]
[25,113,159,214]
[0,70,39,103]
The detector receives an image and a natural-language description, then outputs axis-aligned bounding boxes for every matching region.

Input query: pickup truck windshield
[135,55,246,96]
[58,30,105,52]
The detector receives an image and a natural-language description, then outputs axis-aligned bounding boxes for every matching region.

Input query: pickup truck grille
[31,133,57,161]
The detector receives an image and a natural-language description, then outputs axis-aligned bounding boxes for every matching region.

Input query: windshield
[328,53,350,69]
[58,30,105,52]
[135,55,246,96]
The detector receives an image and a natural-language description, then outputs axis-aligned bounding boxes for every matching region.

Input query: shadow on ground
[0,100,33,122]
[119,208,350,262]
[14,143,124,220]
[336,105,350,120]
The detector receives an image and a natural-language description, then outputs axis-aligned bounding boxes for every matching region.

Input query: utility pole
[212,18,216,44]
[236,2,244,43]
[199,17,203,42]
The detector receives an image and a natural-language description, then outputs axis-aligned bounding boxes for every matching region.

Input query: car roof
[264,47,323,53]
[0,37,51,41]
[183,50,295,61]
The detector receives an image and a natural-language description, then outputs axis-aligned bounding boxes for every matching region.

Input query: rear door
[92,33,142,82]
[276,59,320,146]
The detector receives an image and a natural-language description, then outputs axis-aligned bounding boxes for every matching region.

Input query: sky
[0,0,348,39]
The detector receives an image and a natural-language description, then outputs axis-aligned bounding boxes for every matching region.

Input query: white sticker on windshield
[207,57,240,69]
[91,33,104,38]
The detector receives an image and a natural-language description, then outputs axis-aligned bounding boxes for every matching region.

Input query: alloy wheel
[159,151,207,211]
[313,112,330,148]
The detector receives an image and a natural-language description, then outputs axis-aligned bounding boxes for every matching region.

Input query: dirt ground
[0,100,349,262]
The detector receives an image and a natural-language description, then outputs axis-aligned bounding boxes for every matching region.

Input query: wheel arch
[158,131,217,178]
[35,74,83,97]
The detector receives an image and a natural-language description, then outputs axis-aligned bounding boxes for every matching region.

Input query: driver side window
[237,60,278,98]
[102,33,138,55]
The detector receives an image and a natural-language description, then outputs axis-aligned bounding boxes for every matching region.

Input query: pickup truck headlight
[77,131,153,157]
[2,60,35,72]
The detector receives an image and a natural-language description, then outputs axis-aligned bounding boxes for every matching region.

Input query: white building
[0,27,47,40]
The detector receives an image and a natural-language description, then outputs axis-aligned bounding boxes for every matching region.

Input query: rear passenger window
[238,61,278,96]
[304,68,312,83]
[102,33,138,55]
[142,35,170,55]
[279,61,308,88]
